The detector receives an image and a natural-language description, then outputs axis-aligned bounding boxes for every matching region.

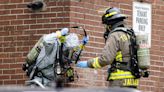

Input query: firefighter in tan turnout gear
[76,7,150,88]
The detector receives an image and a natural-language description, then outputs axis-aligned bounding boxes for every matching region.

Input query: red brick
[11,75,23,79]
[154,15,164,21]
[10,53,22,58]
[17,47,29,52]
[4,47,16,52]
[47,2,57,6]
[0,15,16,20]
[17,36,29,41]
[120,4,132,10]
[0,10,10,15]
[56,1,70,6]
[0,21,10,26]
[51,7,64,12]
[36,29,50,34]
[57,12,69,17]
[17,25,29,30]
[37,19,50,23]
[15,58,25,63]
[10,0,23,3]
[11,30,23,35]
[44,13,57,18]
[160,46,164,51]
[4,4,16,9]
[24,19,36,24]
[160,36,164,41]
[23,0,30,2]
[30,24,43,29]
[15,69,25,74]
[23,41,36,46]
[0,53,9,58]
[122,10,132,16]
[3,70,16,74]
[0,0,10,3]
[51,18,64,22]
[2,58,15,64]
[17,15,30,19]
[11,9,23,14]
[160,67,164,72]
[17,4,26,8]
[4,80,16,84]
[84,3,95,10]
[17,79,25,84]
[56,23,70,28]
[10,64,22,68]
[0,75,10,80]
[31,14,43,19]
[11,20,23,25]
[43,24,55,28]
[0,64,10,69]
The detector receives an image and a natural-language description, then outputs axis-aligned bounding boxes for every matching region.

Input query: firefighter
[22,27,89,87]
[76,7,140,88]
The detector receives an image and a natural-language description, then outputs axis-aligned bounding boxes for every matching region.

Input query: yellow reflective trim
[73,44,84,52]
[92,57,101,69]
[105,12,117,17]
[109,75,135,80]
[79,44,84,49]
[123,79,139,86]
[115,51,122,62]
[67,68,73,77]
[59,36,66,43]
[109,70,135,80]
[120,34,129,41]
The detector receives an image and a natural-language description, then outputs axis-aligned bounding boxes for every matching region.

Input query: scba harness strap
[107,27,141,81]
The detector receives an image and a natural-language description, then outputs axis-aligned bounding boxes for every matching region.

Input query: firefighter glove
[76,61,88,68]
[82,36,89,45]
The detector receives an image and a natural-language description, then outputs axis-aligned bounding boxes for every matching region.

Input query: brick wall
[0,0,164,92]
[0,0,70,85]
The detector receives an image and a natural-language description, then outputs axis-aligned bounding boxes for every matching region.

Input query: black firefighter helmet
[102,7,127,25]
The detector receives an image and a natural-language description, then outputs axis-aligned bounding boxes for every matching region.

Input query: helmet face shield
[63,33,81,61]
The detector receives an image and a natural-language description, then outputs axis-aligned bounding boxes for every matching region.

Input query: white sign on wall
[133,2,152,48]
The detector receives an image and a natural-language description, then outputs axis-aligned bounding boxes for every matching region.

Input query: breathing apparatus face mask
[63,33,80,62]
[103,25,112,42]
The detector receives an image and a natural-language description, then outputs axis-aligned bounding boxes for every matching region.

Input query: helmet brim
[102,14,127,25]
